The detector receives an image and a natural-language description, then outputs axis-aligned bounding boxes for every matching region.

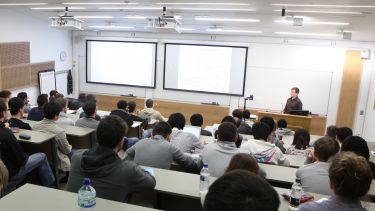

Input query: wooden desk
[258,112,312,132]
[16,130,59,188]
[0,184,160,211]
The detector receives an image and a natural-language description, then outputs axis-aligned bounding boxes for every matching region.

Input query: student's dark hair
[85,94,96,103]
[0,90,11,99]
[242,110,251,119]
[145,99,154,108]
[252,122,271,141]
[329,152,372,199]
[260,116,276,132]
[83,101,97,116]
[43,101,62,120]
[127,101,136,113]
[277,119,287,128]
[233,117,241,128]
[292,129,310,150]
[232,109,243,119]
[217,122,237,142]
[152,122,172,138]
[190,113,203,127]
[97,115,127,149]
[221,116,236,125]
[0,99,7,118]
[55,97,68,108]
[17,92,28,101]
[336,127,353,143]
[291,87,300,94]
[225,153,259,174]
[8,97,24,116]
[37,94,49,107]
[49,90,58,97]
[78,93,87,102]
[168,113,186,130]
[313,137,340,162]
[117,100,127,110]
[203,169,280,211]
[326,125,338,139]
[341,136,370,160]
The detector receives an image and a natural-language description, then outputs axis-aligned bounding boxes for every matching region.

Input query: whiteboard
[56,71,68,96]
[245,67,333,115]
[39,70,56,95]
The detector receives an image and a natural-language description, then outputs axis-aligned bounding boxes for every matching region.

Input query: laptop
[183,125,201,140]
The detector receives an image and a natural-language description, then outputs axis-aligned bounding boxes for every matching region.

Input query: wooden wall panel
[0,42,30,66]
[1,64,30,89]
[30,61,55,85]
[336,50,363,128]
[94,94,145,111]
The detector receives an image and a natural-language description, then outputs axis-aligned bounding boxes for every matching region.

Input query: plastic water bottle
[289,178,303,210]
[199,163,210,195]
[78,178,96,211]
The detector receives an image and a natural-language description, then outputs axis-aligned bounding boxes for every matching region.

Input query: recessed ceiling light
[157,2,249,6]
[63,2,138,5]
[272,9,363,15]
[275,20,350,25]
[195,17,260,22]
[99,7,160,10]
[124,15,148,19]
[207,29,262,33]
[272,4,375,8]
[179,28,196,31]
[0,3,48,6]
[172,7,255,11]
[89,25,135,29]
[275,32,338,37]
[31,7,85,10]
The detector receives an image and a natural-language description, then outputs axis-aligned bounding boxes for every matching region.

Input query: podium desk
[258,112,312,132]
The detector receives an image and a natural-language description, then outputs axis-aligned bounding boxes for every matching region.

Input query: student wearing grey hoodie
[67,115,155,202]
[240,122,290,166]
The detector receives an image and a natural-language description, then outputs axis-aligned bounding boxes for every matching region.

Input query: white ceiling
[2,0,375,41]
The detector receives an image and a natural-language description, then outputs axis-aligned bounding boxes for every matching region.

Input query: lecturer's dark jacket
[284,96,303,114]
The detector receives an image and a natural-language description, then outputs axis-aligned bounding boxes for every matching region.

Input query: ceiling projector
[145,7,181,33]
[49,7,83,30]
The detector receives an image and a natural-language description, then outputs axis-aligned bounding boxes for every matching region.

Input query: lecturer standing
[283,87,303,114]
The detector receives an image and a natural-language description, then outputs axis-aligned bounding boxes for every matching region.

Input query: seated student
[139,99,165,122]
[260,116,286,154]
[190,113,212,136]
[67,115,156,203]
[0,160,8,192]
[77,95,100,121]
[203,122,245,177]
[232,109,243,120]
[296,137,340,195]
[55,97,74,126]
[325,125,338,140]
[286,129,312,156]
[240,122,290,166]
[33,102,73,173]
[336,126,353,146]
[17,92,31,113]
[27,94,48,121]
[0,90,11,103]
[225,153,266,178]
[75,101,100,130]
[275,119,293,136]
[7,97,32,130]
[237,109,252,135]
[126,122,200,171]
[0,100,55,191]
[300,152,372,211]
[214,116,243,148]
[168,113,203,153]
[341,136,375,177]
[110,100,133,127]
[203,170,280,211]
[127,101,148,126]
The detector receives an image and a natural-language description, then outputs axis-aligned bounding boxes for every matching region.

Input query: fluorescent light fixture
[207,29,262,33]
[179,28,196,31]
[195,17,260,22]
[75,16,114,19]
[271,4,375,8]
[63,2,138,5]
[31,7,85,10]
[275,20,350,25]
[275,32,338,37]
[99,7,160,10]
[272,9,363,15]
[124,15,148,19]
[0,3,48,6]
[157,2,249,6]
[172,7,255,11]
[89,25,135,29]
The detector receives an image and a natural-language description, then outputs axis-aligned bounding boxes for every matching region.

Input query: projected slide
[164,43,248,96]
[86,40,157,88]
